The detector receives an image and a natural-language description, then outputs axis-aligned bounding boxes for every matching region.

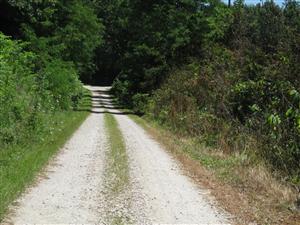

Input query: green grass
[0,88,91,221]
[104,113,130,225]
[104,113,129,194]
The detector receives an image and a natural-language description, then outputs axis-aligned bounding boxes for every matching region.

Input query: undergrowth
[0,89,91,221]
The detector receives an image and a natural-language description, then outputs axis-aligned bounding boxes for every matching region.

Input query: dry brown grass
[130,115,300,225]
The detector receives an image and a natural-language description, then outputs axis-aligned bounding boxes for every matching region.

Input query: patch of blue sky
[221,0,286,6]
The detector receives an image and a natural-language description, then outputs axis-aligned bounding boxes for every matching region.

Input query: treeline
[0,0,103,147]
[102,0,300,183]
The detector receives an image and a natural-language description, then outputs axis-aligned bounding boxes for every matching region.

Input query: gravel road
[3,86,107,224]
[3,86,231,224]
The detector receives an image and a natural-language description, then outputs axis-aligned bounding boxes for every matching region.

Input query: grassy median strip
[0,89,91,221]
[104,113,130,224]
[104,113,129,193]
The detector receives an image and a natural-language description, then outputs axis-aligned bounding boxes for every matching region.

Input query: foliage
[145,1,300,182]
[55,0,104,77]
[0,33,37,145]
[132,93,150,115]
[40,59,82,110]
[99,0,300,182]
[0,33,84,147]
[0,0,104,148]
[3,0,104,78]
[101,0,206,96]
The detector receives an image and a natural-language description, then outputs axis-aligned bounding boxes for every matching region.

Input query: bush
[0,33,83,147]
[132,93,149,115]
[40,59,83,110]
[111,79,132,106]
[150,57,300,183]
[0,33,39,145]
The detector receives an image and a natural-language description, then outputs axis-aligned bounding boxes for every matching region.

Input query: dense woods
[0,0,299,188]
[101,0,300,184]
[0,0,103,147]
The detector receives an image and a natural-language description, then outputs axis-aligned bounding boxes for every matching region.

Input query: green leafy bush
[0,33,38,145]
[111,79,132,106]
[132,93,149,115]
[0,33,83,147]
[40,59,83,110]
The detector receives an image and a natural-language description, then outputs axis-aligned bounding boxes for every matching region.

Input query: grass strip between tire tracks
[104,113,130,225]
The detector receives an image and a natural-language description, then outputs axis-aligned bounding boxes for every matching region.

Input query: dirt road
[4,86,230,224]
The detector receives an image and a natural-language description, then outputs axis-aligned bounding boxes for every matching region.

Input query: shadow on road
[75,86,135,115]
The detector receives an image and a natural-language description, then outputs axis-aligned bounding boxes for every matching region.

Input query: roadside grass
[104,113,130,225]
[129,114,300,225]
[0,88,91,221]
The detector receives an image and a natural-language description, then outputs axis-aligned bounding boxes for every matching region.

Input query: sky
[221,0,286,5]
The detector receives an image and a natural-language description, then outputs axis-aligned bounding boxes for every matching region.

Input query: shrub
[0,33,83,147]
[40,59,83,110]
[0,33,38,145]
[132,93,149,115]
[111,79,132,106]
[150,58,300,182]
